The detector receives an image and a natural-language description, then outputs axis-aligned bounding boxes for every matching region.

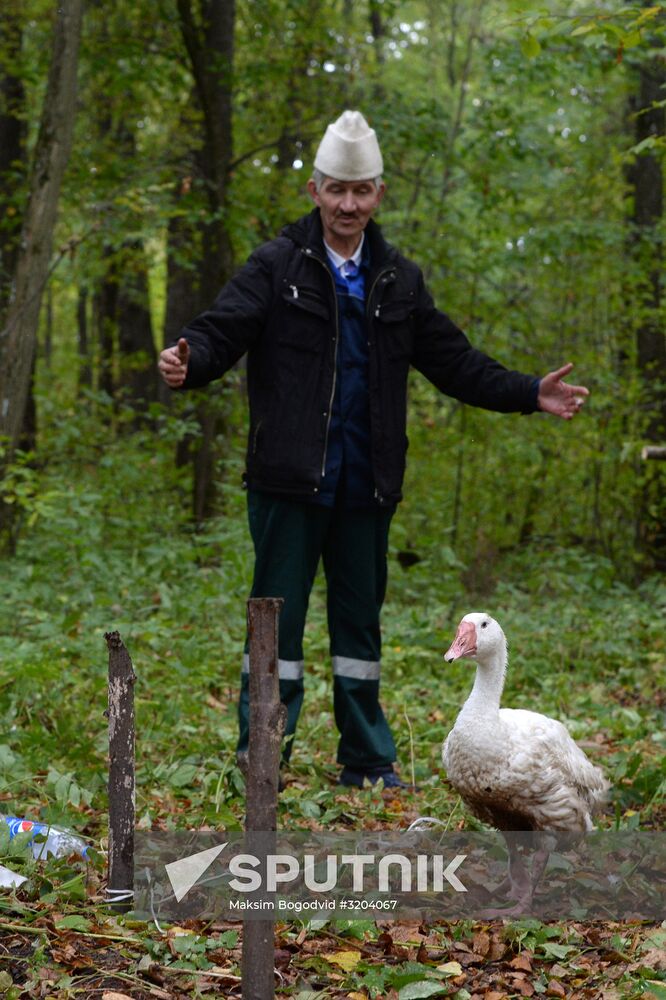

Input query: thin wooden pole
[104,630,136,911]
[241,597,285,1000]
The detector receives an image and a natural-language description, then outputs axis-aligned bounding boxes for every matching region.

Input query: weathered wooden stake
[104,630,136,911]
[241,598,285,1000]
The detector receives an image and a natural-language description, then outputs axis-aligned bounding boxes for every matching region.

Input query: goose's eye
[481,621,489,629]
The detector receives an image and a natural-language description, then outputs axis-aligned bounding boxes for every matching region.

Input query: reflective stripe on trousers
[242,653,304,681]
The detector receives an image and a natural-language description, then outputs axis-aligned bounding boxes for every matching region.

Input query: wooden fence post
[241,597,285,1000]
[104,630,136,911]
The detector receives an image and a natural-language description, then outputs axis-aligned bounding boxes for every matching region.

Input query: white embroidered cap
[314,110,383,181]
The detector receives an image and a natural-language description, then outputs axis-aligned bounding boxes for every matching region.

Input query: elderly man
[158,111,588,789]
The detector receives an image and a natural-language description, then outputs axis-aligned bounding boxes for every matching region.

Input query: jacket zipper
[301,249,393,491]
[301,248,340,481]
[366,266,394,321]
[366,266,395,504]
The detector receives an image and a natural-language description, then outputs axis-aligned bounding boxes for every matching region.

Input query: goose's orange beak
[444,620,477,662]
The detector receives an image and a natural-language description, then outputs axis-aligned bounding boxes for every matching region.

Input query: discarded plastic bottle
[1,816,88,859]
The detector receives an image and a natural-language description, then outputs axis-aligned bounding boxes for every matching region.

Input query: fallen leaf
[603,950,627,964]
[473,931,490,957]
[323,950,362,973]
[485,991,507,1000]
[510,953,533,973]
[54,914,93,932]
[50,943,78,964]
[53,947,93,971]
[512,976,535,998]
[417,942,430,963]
[641,930,666,952]
[378,930,394,954]
[166,925,193,937]
[643,984,666,1000]
[545,982,566,998]
[275,948,292,970]
[458,950,486,968]
[296,926,307,946]
[436,961,463,976]
[102,993,135,1000]
[638,949,666,972]
[398,983,448,999]
[391,922,425,943]
[488,935,507,962]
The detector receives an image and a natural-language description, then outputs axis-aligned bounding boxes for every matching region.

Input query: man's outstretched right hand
[158,337,190,388]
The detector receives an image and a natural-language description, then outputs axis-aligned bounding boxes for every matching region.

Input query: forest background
[0,1,664,998]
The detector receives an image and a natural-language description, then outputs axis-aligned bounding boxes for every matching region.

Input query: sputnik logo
[165,843,228,902]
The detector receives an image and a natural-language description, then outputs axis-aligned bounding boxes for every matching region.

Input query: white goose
[442,612,609,910]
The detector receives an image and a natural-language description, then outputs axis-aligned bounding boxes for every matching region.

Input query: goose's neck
[460,650,506,717]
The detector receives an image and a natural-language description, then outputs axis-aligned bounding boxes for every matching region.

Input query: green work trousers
[237,490,397,769]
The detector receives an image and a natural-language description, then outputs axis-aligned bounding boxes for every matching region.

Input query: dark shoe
[338,765,415,790]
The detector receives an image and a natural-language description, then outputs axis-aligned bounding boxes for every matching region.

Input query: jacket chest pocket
[375,300,414,360]
[279,285,330,352]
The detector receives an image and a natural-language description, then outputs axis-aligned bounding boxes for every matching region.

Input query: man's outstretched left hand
[538,363,589,420]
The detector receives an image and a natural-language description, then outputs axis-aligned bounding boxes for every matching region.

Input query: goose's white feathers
[442,613,609,832]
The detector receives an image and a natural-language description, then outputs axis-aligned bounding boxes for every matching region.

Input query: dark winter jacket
[178,209,539,505]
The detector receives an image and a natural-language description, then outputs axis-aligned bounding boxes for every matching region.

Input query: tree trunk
[43,284,53,367]
[164,157,221,352]
[107,121,157,415]
[0,5,36,463]
[0,1,83,551]
[77,288,92,390]
[116,240,158,414]
[90,105,157,416]
[632,59,665,437]
[165,0,236,519]
[0,0,83,452]
[94,264,117,400]
[628,46,666,571]
[0,6,26,324]
[176,0,235,286]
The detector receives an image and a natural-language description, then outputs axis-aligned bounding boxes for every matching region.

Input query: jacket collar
[281,209,396,268]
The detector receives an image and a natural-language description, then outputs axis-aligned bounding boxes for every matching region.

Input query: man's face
[307,176,385,249]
